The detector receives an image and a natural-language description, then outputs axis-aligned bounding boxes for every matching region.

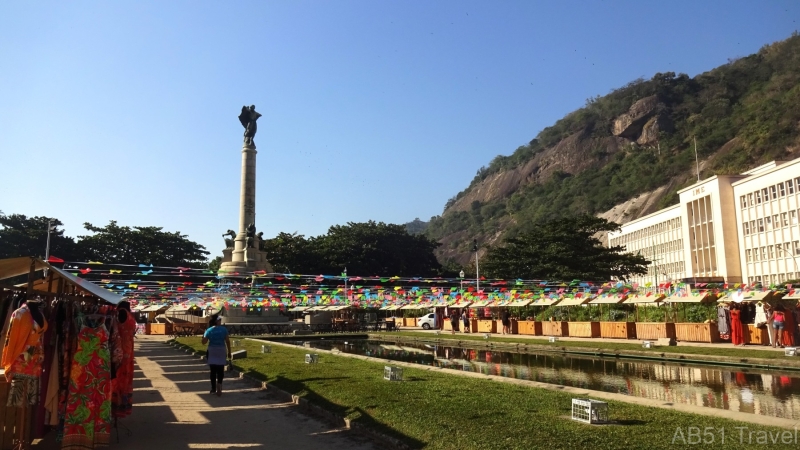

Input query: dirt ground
[32,335,377,450]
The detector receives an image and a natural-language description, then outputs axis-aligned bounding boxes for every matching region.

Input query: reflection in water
[291,339,800,419]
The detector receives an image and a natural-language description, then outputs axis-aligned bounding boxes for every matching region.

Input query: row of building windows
[749,273,800,285]
[645,261,685,277]
[609,217,682,247]
[742,210,800,235]
[739,177,800,208]
[745,241,800,262]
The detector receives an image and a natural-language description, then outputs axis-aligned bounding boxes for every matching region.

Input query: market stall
[558,296,598,338]
[624,294,673,340]
[0,257,134,449]
[717,290,783,346]
[469,300,496,333]
[666,291,721,343]
[503,299,532,334]
[531,297,566,336]
[589,294,633,339]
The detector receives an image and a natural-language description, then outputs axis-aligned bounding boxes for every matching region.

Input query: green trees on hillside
[427,34,800,260]
[482,215,649,281]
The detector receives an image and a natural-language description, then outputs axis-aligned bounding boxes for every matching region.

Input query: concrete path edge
[165,340,411,450]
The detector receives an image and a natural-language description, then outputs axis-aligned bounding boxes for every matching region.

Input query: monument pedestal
[220,248,273,273]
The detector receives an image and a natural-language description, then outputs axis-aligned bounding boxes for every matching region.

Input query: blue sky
[1,1,797,259]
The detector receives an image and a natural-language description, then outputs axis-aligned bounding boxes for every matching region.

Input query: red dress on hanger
[730,308,744,345]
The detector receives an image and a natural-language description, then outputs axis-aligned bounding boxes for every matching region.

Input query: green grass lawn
[382,331,797,362]
[176,337,797,450]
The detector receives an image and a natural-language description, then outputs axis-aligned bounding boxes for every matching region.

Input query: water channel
[289,338,800,419]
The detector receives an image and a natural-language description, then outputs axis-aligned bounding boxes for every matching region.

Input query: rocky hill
[425,34,800,266]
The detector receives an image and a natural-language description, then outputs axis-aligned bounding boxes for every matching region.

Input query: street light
[472,239,479,292]
[44,219,57,277]
[459,270,465,290]
[343,267,347,302]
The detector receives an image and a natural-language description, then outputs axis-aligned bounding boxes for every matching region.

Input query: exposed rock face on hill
[612,95,660,139]
[424,35,800,267]
[637,114,674,145]
[447,131,628,213]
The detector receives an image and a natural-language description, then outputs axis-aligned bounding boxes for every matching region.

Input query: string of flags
[55,260,798,310]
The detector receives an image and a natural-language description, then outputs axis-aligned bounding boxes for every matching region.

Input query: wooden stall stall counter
[477,320,496,334]
[442,320,453,332]
[600,321,637,339]
[148,323,173,335]
[744,324,770,345]
[542,321,568,337]
[568,321,600,338]
[635,322,676,340]
[517,321,542,336]
[674,322,722,343]
[493,319,519,334]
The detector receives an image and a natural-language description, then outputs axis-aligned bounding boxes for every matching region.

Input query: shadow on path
[32,336,377,450]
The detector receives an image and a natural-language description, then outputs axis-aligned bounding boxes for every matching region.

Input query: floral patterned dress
[111,310,136,418]
[62,321,112,450]
[2,304,48,406]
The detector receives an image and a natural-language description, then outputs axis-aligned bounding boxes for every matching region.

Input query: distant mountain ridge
[423,33,800,265]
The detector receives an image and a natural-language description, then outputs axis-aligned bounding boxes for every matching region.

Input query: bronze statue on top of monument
[238,105,262,146]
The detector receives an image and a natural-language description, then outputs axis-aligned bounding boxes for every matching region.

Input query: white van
[418,313,436,330]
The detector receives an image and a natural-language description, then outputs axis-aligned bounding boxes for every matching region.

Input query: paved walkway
[33,336,376,450]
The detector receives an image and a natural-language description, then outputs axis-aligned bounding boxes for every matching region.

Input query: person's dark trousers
[210,364,225,391]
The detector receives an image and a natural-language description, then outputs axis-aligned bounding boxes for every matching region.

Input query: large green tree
[264,221,443,276]
[263,232,322,274]
[0,214,81,261]
[482,215,649,281]
[77,221,209,267]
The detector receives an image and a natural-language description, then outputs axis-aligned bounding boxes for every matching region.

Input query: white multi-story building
[607,205,685,288]
[733,159,800,285]
[608,156,800,286]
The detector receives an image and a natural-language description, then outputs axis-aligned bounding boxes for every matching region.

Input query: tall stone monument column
[220,105,273,274]
[231,142,257,263]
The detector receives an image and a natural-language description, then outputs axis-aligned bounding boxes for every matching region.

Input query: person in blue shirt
[202,314,231,396]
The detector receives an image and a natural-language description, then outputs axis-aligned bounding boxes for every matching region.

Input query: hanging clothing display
[61,318,112,450]
[730,308,744,346]
[717,305,730,338]
[111,309,136,418]
[754,303,768,328]
[2,303,48,407]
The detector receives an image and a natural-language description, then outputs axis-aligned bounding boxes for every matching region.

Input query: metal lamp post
[472,239,479,292]
[44,219,57,277]
[459,270,464,290]
[343,267,347,303]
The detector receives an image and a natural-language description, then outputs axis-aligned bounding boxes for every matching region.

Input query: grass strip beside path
[383,331,796,362]
[176,337,797,450]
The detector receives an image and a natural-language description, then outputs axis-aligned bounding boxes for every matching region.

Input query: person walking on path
[202,314,231,396]
[461,309,470,333]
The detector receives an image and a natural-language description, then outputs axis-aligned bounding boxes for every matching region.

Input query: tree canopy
[0,214,210,268]
[0,214,81,261]
[264,221,443,276]
[78,221,209,268]
[481,215,649,282]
